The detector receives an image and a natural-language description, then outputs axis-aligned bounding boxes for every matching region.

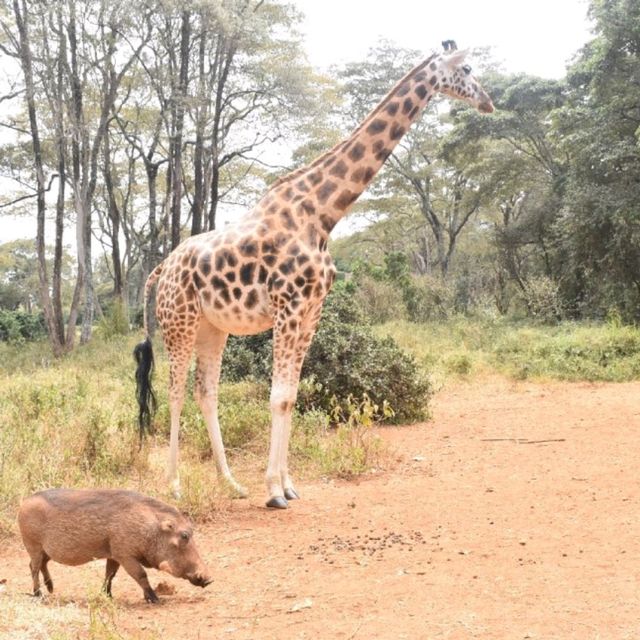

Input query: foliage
[352,274,406,324]
[292,395,390,478]
[220,284,432,423]
[299,285,432,423]
[0,309,46,342]
[556,0,640,321]
[378,317,640,383]
[221,332,273,382]
[520,276,563,324]
[96,299,131,339]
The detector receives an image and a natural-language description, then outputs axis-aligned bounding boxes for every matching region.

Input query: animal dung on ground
[18,488,212,603]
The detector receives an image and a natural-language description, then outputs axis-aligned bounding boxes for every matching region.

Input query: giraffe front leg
[265,379,296,509]
[265,312,318,509]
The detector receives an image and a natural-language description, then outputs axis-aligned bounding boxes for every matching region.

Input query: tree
[557,0,640,319]
[442,72,568,313]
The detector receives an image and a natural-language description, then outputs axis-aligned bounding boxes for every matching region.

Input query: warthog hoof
[266,496,289,509]
[145,588,160,604]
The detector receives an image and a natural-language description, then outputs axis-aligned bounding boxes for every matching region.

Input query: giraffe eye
[462,65,472,75]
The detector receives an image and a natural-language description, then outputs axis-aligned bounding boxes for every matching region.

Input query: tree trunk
[103,132,124,297]
[170,10,191,249]
[191,26,207,236]
[13,0,64,356]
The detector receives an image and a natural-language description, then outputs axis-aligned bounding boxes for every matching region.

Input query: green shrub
[404,275,456,322]
[97,299,130,338]
[299,286,432,423]
[217,284,431,423]
[222,332,273,382]
[522,276,563,324]
[0,309,46,342]
[353,274,406,323]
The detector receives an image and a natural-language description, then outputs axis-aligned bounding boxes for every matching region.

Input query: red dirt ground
[2,378,639,639]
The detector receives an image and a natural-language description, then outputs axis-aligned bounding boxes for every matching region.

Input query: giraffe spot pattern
[348,142,366,162]
[390,123,406,140]
[317,180,338,204]
[240,262,256,285]
[329,160,349,178]
[335,189,358,210]
[402,98,414,115]
[366,119,387,135]
[386,101,399,116]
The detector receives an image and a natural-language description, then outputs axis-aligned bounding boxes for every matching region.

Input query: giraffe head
[433,41,494,114]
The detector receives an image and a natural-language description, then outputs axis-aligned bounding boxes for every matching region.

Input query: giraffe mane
[268,52,439,192]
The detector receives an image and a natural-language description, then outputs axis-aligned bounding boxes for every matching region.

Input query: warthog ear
[160,519,175,533]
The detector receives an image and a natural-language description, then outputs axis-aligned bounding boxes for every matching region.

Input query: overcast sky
[296,0,593,79]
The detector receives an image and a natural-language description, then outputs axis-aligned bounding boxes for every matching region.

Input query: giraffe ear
[444,49,469,67]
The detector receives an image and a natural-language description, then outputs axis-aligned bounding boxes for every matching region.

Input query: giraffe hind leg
[165,325,200,499]
[194,323,247,498]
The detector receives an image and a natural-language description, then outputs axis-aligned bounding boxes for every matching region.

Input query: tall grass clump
[0,336,145,535]
[376,317,640,383]
[291,396,390,479]
[492,321,640,381]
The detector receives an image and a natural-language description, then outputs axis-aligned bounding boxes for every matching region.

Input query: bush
[0,309,46,342]
[222,332,273,382]
[403,275,456,322]
[353,274,406,323]
[522,276,563,324]
[300,288,431,422]
[97,299,130,339]
[217,284,432,423]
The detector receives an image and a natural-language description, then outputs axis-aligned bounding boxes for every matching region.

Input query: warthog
[18,488,212,603]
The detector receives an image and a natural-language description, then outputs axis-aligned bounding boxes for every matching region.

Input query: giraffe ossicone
[134,41,494,509]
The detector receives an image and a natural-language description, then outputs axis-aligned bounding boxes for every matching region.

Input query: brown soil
[2,378,639,639]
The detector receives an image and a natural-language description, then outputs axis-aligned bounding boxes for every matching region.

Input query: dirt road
[2,378,639,639]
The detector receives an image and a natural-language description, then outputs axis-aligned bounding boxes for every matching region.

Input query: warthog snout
[187,572,212,588]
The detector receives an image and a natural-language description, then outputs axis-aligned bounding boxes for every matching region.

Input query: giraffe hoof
[221,478,248,499]
[284,488,300,500]
[266,496,289,509]
[232,487,249,500]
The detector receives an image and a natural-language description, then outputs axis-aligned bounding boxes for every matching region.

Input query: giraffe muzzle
[478,100,495,114]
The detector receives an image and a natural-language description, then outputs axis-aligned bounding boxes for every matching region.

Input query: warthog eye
[181,531,190,541]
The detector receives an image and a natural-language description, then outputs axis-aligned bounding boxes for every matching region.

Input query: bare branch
[0,173,59,209]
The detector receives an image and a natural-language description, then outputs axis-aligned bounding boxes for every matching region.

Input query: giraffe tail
[133,262,163,439]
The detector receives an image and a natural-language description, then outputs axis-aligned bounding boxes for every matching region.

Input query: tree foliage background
[0,0,638,355]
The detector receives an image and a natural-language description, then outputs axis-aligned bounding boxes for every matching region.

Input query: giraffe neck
[267,54,438,239]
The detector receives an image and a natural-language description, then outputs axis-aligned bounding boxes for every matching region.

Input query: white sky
[296,0,593,79]
[1,0,594,245]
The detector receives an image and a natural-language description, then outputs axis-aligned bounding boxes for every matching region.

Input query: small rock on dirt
[288,597,313,613]
[155,581,177,596]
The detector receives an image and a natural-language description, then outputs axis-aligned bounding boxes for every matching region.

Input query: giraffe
[134,41,494,509]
